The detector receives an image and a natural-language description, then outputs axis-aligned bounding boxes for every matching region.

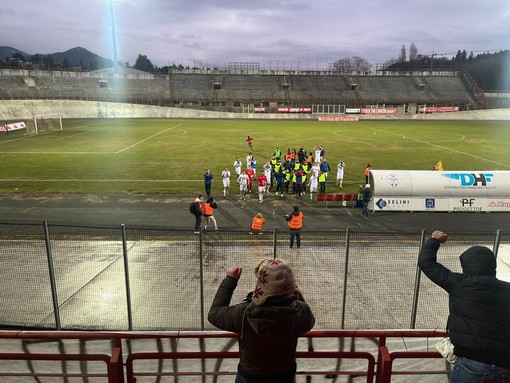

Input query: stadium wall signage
[0,122,26,132]
[369,170,510,212]
[360,108,398,114]
[419,106,460,113]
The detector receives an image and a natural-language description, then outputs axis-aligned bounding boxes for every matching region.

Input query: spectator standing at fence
[249,213,265,235]
[286,205,303,248]
[222,167,231,197]
[360,184,372,218]
[204,169,213,198]
[336,161,345,187]
[418,230,510,382]
[203,197,218,231]
[208,258,315,383]
[364,163,372,184]
[191,194,204,234]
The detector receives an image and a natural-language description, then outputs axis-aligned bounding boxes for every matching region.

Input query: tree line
[2,46,508,91]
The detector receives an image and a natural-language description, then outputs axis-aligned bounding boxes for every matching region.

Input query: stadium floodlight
[109,0,119,74]
[99,0,122,73]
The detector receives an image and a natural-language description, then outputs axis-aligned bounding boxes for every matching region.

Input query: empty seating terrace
[0,70,477,108]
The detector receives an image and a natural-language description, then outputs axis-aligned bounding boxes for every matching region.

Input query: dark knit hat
[252,259,296,305]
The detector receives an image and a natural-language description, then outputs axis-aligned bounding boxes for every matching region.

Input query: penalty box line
[115,124,182,154]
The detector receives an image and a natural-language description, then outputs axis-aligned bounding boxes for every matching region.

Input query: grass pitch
[0,118,509,194]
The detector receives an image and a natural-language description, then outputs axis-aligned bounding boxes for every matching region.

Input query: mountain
[0,46,113,69]
[0,46,31,61]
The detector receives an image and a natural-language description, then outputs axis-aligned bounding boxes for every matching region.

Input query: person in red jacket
[285,205,303,248]
[245,167,255,193]
[257,172,268,203]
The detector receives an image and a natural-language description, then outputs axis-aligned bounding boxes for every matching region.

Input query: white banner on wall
[0,122,26,132]
[370,170,510,212]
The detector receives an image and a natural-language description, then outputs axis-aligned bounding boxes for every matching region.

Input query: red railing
[0,330,448,382]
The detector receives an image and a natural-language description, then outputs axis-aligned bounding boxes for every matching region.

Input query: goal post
[27,114,63,135]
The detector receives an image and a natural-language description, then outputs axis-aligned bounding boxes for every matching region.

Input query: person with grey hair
[418,230,510,383]
[360,183,372,218]
[208,258,315,383]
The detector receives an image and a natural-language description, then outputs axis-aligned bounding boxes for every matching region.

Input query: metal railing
[0,329,448,382]
[0,221,507,332]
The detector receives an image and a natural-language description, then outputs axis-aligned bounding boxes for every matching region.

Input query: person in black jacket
[208,258,315,383]
[360,184,372,218]
[418,230,510,382]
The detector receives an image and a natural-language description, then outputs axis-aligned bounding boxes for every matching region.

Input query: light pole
[108,0,121,74]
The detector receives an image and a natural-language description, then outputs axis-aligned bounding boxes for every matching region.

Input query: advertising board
[370,170,510,212]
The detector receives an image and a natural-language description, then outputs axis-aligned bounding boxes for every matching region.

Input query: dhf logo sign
[443,173,494,186]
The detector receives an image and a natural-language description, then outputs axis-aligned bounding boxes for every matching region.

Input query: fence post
[273,228,277,258]
[493,229,502,258]
[43,221,62,330]
[199,228,205,330]
[410,229,426,329]
[121,224,133,331]
[340,228,350,329]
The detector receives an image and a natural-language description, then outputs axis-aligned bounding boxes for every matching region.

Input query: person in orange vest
[204,197,218,231]
[249,213,265,235]
[365,163,372,185]
[285,205,303,248]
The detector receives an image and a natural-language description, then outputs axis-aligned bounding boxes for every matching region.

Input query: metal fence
[0,221,507,331]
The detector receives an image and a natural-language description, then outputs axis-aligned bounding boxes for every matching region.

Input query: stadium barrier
[370,170,510,212]
[0,221,507,332]
[0,329,448,382]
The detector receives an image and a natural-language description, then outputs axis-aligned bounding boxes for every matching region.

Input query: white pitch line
[0,179,203,182]
[395,134,510,168]
[351,122,510,168]
[115,124,182,154]
[0,152,109,155]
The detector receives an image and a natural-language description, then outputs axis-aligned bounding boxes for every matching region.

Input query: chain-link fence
[0,221,507,331]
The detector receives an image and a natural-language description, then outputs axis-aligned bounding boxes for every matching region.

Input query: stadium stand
[0,69,481,112]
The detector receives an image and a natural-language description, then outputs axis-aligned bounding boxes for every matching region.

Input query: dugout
[369,170,510,212]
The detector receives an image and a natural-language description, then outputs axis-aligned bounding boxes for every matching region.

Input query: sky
[1,0,509,70]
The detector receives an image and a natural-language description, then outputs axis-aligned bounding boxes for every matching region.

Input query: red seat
[325,194,335,207]
[342,194,352,207]
[335,194,343,201]
[317,194,325,202]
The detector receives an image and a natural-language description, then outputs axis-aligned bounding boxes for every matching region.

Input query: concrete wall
[0,100,509,121]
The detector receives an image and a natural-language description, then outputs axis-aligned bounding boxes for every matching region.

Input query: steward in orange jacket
[285,205,303,248]
[250,213,265,234]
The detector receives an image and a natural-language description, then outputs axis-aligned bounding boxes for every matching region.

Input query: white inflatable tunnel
[369,170,510,212]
